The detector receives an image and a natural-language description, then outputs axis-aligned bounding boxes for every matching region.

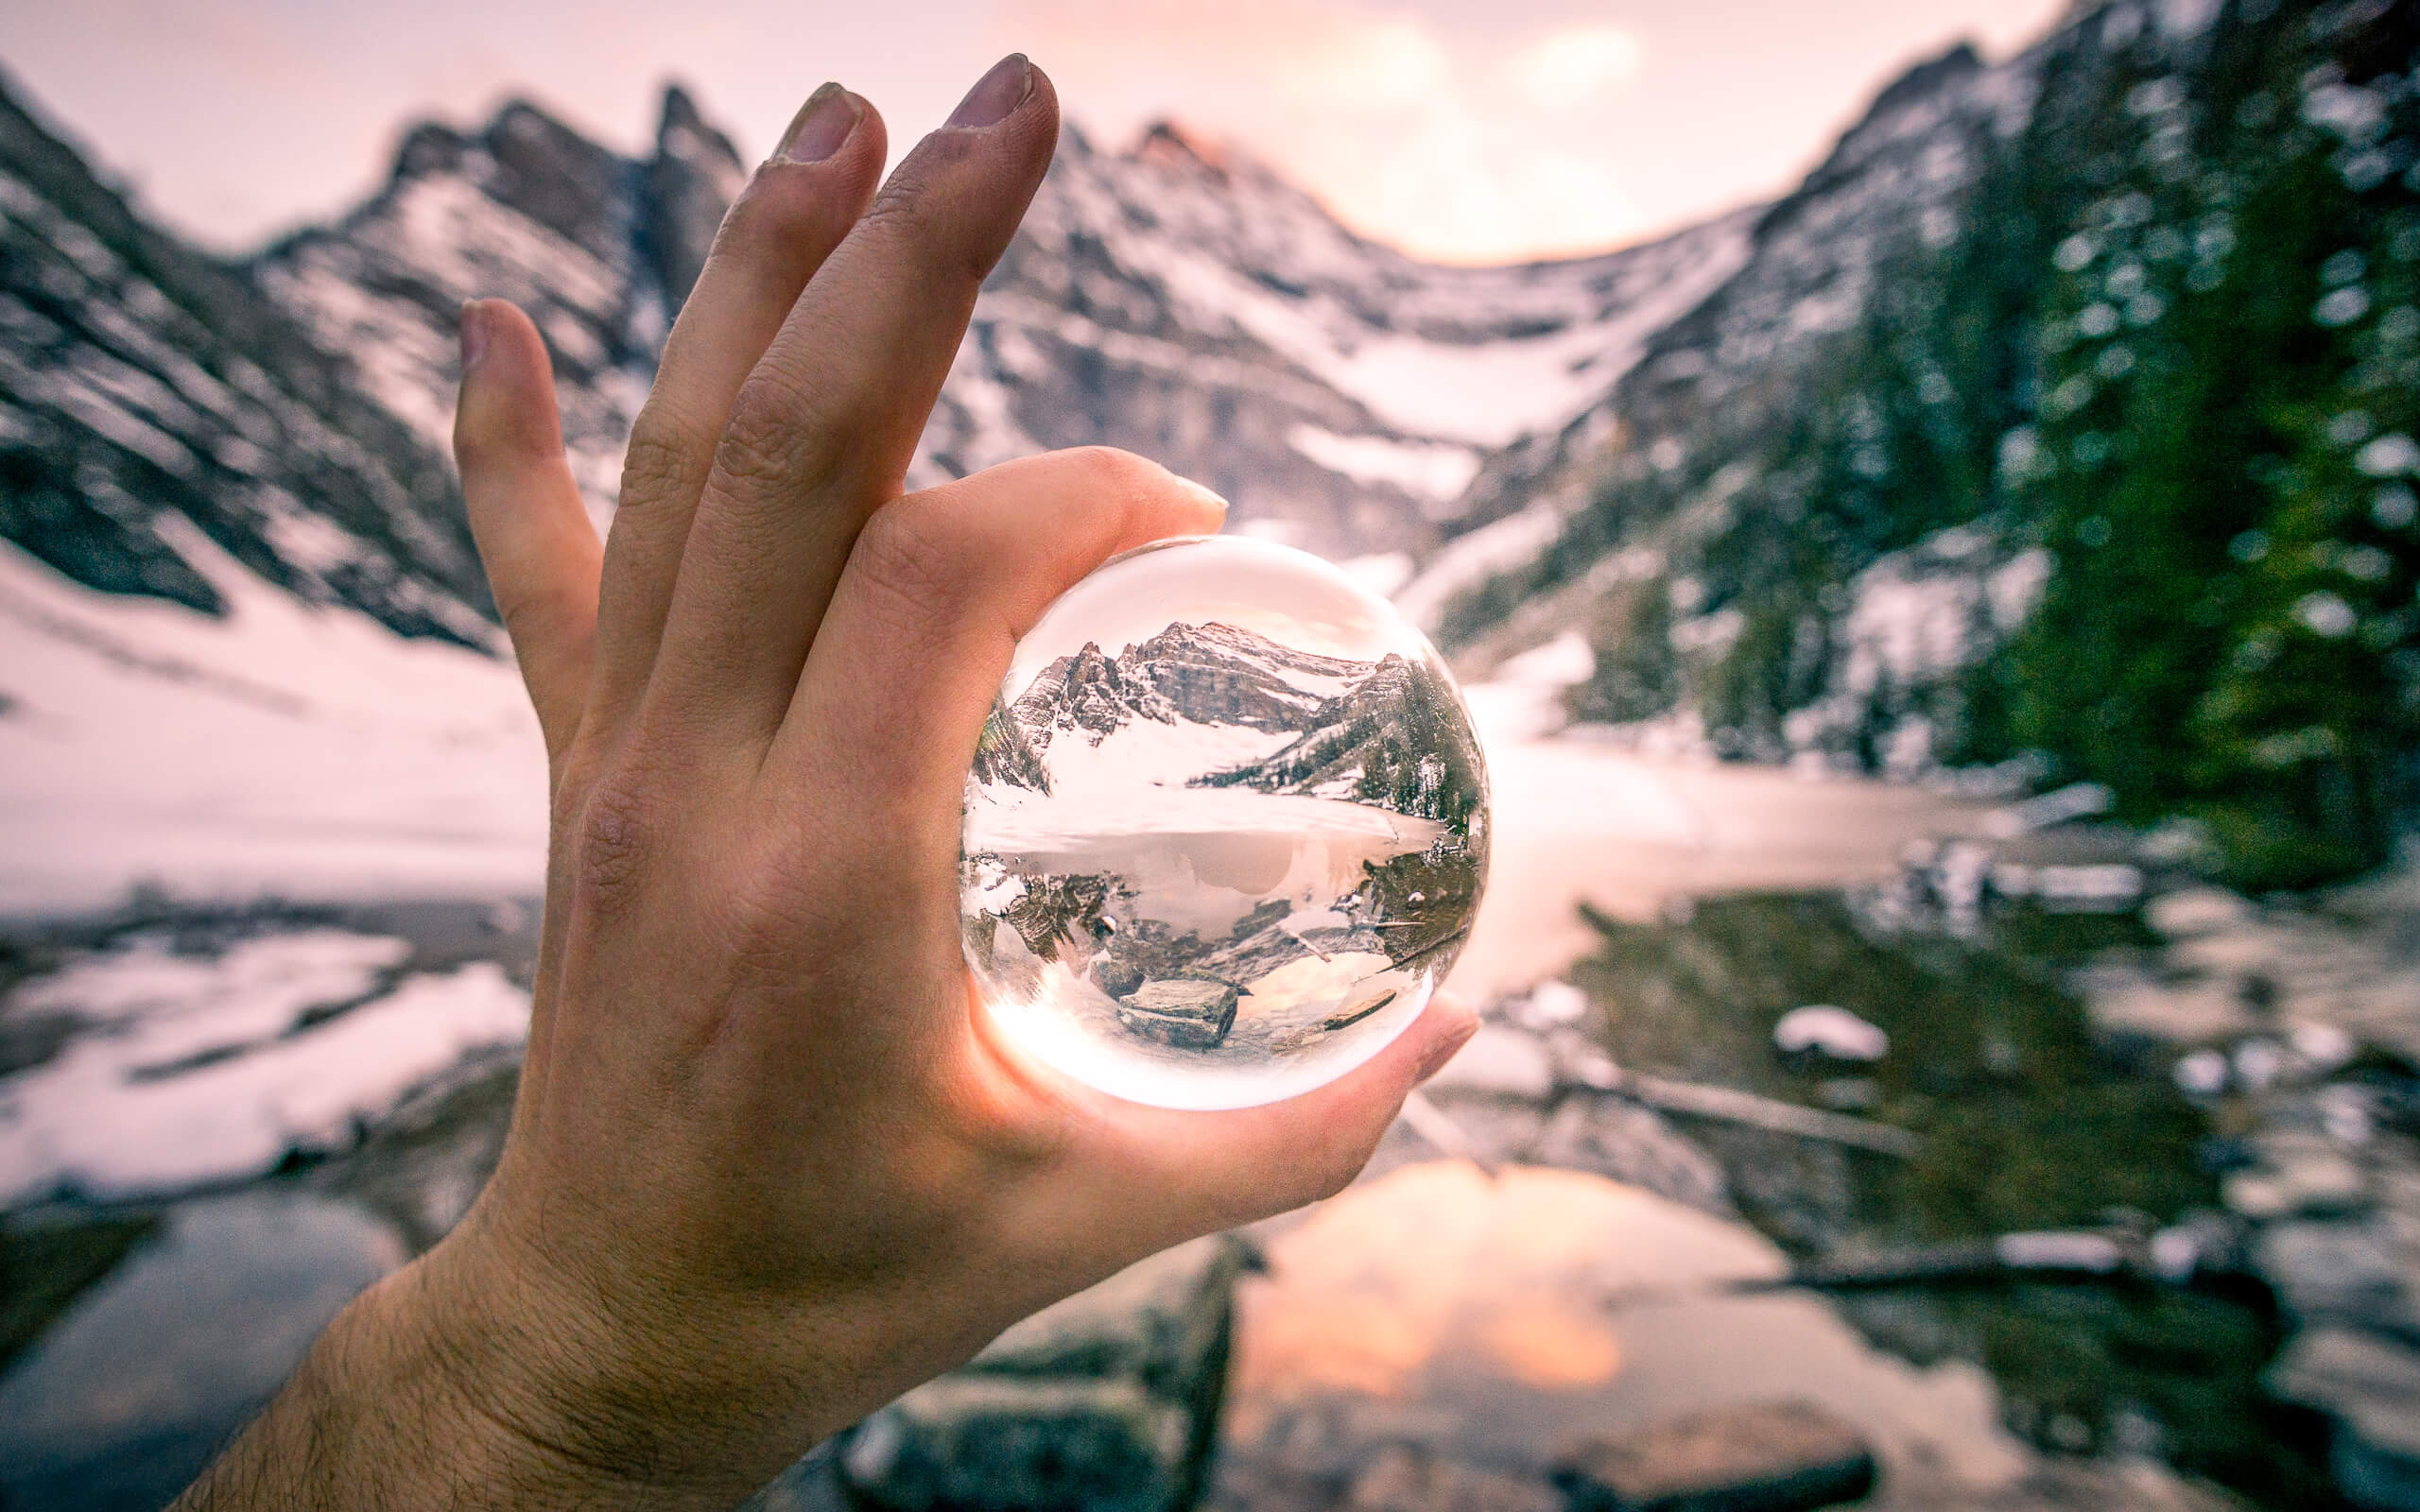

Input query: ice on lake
[960,536,1489,1109]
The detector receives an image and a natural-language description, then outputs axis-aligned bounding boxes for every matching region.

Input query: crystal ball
[959,534,1491,1109]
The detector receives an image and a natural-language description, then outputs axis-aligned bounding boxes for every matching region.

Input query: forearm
[168,1251,741,1512]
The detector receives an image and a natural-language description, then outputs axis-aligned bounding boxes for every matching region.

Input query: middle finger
[639,54,1060,745]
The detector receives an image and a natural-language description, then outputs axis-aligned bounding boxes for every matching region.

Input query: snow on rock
[1773,1005,1890,1062]
[1394,504,1569,633]
[1285,425,1480,509]
[0,929,529,1203]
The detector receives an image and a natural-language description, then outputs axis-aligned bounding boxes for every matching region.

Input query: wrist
[365,1217,758,1510]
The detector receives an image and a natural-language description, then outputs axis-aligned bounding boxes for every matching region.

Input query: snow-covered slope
[934,125,1756,557]
[0,533,547,916]
[0,75,493,645]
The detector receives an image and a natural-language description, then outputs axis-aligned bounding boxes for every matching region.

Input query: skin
[171,56,1477,1512]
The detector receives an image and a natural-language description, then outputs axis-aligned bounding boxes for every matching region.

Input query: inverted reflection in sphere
[959,535,1490,1109]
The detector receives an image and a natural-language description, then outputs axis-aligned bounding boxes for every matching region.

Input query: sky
[0,0,2068,265]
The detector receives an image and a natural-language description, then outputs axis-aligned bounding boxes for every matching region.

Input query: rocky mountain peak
[644,82,747,315]
[1131,121,1236,181]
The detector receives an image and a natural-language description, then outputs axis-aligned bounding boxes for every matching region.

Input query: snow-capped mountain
[0,76,493,645]
[1009,621,1372,751]
[16,0,2392,903]
[254,87,747,522]
[932,124,1756,558]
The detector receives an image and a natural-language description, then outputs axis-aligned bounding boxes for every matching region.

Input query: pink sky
[1,0,2066,263]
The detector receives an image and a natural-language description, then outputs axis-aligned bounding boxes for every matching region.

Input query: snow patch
[0,932,528,1202]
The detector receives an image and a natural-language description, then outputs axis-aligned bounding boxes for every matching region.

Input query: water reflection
[0,1190,403,1510]
[1225,1161,2031,1499]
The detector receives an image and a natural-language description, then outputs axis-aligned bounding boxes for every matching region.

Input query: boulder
[1348,1445,1560,1512]
[836,1234,1248,1512]
[1118,979,1239,1049]
[2267,1328,2420,1511]
[1551,1399,1876,1512]
[2257,1220,2407,1323]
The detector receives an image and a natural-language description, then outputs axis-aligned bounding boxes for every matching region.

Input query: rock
[1772,1006,1888,1063]
[1347,1445,1561,1512]
[1526,981,1591,1027]
[838,1235,1246,1512]
[2267,1328,2420,1511]
[1551,1400,1876,1512]
[1118,980,1240,1049]
[2257,1220,2407,1323]
[1529,1095,1736,1216]
[1984,782,2114,837]
[2146,887,2256,939]
[1092,957,1147,999]
[842,1377,1189,1512]
[2173,1049,2230,1098]
[2224,1139,2369,1221]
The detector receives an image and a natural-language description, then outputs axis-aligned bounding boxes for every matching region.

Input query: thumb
[454,299,601,763]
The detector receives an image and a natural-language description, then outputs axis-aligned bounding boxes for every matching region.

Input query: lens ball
[959,535,1490,1109]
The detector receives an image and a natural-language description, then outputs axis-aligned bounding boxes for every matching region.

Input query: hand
[175,55,1475,1512]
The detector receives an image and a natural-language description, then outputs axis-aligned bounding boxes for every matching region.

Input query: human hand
[176,55,1475,1512]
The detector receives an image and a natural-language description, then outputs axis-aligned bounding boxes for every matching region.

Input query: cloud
[1504,23,1645,112]
[1001,0,1652,263]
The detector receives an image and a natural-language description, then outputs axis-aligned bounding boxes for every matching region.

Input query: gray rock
[2224,1144,2369,1222]
[1551,1399,1876,1512]
[2257,1220,2408,1323]
[842,1377,1191,1512]
[1347,1445,1560,1512]
[1119,980,1240,1050]
[838,1235,1248,1512]
[2268,1328,2420,1511]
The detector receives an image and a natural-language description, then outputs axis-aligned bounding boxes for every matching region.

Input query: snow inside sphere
[959,535,1490,1109]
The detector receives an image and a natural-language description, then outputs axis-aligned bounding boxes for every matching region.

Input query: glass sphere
[959,534,1491,1110]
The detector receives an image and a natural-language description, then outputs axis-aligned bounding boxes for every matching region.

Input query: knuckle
[496,578,580,651]
[1061,446,1163,516]
[717,165,833,250]
[850,499,973,624]
[854,147,992,285]
[569,772,659,907]
[711,377,833,498]
[617,407,700,507]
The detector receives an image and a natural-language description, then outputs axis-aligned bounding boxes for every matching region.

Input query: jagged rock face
[933,124,1756,559]
[1122,621,1360,730]
[1006,620,1381,753]
[1013,640,1178,745]
[0,72,747,644]
[253,88,747,516]
[0,77,492,642]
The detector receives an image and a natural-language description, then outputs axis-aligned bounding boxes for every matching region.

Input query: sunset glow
[5,0,2066,263]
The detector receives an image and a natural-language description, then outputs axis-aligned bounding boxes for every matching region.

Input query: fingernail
[776,82,860,163]
[1413,1013,1479,1086]
[1180,477,1228,515]
[946,54,1031,129]
[458,301,490,372]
